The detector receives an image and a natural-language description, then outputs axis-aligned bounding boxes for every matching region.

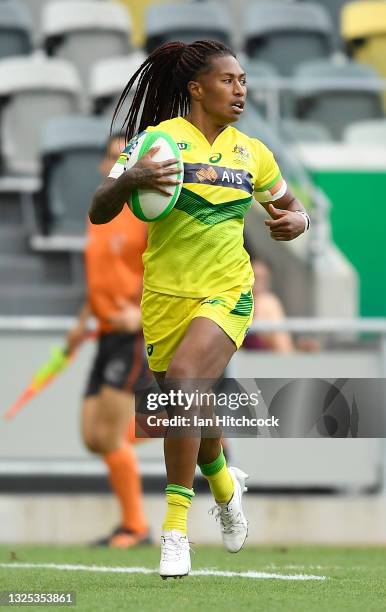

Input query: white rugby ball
[124,130,183,222]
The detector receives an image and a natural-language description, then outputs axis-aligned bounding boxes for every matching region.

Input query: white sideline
[0,562,326,581]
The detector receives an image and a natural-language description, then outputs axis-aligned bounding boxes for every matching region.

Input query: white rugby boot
[209,466,249,553]
[159,530,191,579]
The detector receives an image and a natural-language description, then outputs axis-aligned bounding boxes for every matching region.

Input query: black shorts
[84,332,151,398]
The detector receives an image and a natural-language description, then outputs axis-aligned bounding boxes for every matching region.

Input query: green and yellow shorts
[141,285,254,372]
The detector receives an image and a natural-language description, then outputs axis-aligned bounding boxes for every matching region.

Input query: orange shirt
[85,206,147,332]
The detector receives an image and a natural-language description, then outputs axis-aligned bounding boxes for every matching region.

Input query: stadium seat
[343,119,386,145]
[37,115,110,236]
[90,51,147,117]
[243,59,281,95]
[0,54,81,175]
[0,0,32,59]
[0,283,84,315]
[113,0,182,48]
[243,2,334,76]
[298,0,351,46]
[20,0,100,47]
[293,59,384,140]
[41,1,131,103]
[145,2,232,53]
[19,0,54,47]
[0,253,47,285]
[244,59,279,80]
[241,60,283,119]
[0,225,28,255]
[342,1,386,110]
[280,119,332,143]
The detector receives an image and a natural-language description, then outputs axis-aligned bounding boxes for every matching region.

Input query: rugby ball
[124,130,183,222]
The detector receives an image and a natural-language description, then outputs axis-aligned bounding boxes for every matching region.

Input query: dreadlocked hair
[112,40,236,143]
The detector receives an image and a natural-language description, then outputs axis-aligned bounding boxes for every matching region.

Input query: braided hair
[112,40,236,142]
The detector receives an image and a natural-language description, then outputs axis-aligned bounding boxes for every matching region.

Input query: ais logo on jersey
[147,344,154,356]
[221,170,244,186]
[184,163,253,194]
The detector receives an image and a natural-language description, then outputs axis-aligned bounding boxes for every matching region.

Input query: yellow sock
[199,448,234,504]
[162,485,194,535]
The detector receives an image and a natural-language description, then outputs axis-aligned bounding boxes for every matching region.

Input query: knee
[83,433,103,454]
[83,430,114,455]
[165,363,199,409]
[166,361,197,381]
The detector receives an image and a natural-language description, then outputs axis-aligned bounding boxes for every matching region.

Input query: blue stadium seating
[293,58,384,139]
[37,115,110,236]
[0,0,32,59]
[243,2,334,76]
[145,1,232,53]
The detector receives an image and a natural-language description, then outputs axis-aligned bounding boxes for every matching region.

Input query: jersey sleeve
[108,128,156,179]
[253,140,283,203]
[108,144,133,179]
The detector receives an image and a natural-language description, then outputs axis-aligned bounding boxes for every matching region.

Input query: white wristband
[295,210,310,232]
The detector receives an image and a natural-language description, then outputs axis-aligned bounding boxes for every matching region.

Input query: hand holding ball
[124,131,183,222]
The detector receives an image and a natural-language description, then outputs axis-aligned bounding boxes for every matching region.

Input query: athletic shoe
[159,530,191,579]
[209,466,249,553]
[90,526,152,548]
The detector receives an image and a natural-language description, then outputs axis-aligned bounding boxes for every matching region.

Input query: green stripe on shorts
[230,290,253,317]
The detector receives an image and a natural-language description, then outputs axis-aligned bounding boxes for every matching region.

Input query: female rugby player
[89,40,309,578]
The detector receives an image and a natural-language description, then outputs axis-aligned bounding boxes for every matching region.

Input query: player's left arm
[260,178,310,242]
[253,141,310,241]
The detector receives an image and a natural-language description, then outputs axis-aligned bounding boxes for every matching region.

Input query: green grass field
[1,545,386,611]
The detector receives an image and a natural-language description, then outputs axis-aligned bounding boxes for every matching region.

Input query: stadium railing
[1,315,385,368]
[0,316,385,492]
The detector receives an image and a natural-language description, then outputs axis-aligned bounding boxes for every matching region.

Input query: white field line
[265,564,351,570]
[0,562,326,581]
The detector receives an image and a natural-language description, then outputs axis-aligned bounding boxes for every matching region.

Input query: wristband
[294,210,310,232]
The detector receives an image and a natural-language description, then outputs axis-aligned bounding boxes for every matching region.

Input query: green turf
[1,545,386,612]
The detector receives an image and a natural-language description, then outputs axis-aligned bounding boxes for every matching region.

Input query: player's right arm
[89,147,180,225]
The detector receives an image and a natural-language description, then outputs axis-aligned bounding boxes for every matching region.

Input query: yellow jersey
[113,117,281,298]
